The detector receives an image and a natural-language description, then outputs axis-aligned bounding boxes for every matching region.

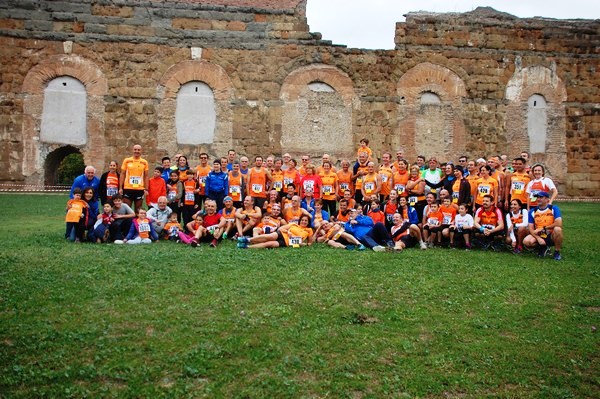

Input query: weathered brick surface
[0,2,597,195]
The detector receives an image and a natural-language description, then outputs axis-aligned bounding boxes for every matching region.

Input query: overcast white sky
[306,0,600,49]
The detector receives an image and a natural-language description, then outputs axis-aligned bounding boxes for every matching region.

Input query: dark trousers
[359,222,392,248]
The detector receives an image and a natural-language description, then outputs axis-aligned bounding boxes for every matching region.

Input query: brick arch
[22,55,108,184]
[157,60,234,162]
[278,64,357,161]
[395,62,467,161]
[280,64,355,107]
[505,65,567,188]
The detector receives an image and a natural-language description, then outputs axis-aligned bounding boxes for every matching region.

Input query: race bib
[169,226,179,235]
[340,183,349,191]
[207,225,217,235]
[478,186,491,195]
[395,184,405,194]
[230,185,241,194]
[129,176,141,187]
[304,181,314,190]
[199,176,207,186]
[530,190,540,201]
[452,192,459,203]
[483,224,494,230]
[409,196,417,206]
[139,222,151,232]
[386,213,394,222]
[284,177,293,186]
[185,192,195,202]
[380,174,388,183]
[512,181,525,194]
[252,184,263,193]
[364,182,375,193]
[289,236,302,247]
[273,181,283,191]
[428,218,440,226]
[323,185,333,195]
[107,187,118,197]
[168,191,177,201]
[443,215,452,225]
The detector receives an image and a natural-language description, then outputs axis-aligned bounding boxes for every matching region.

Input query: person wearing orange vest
[247,156,271,208]
[504,156,531,210]
[473,194,505,250]
[227,161,245,208]
[422,200,444,247]
[119,144,149,212]
[65,188,88,242]
[505,198,529,254]
[182,170,199,226]
[235,196,262,238]
[237,214,315,249]
[361,162,382,205]
[336,159,354,200]
[378,152,394,202]
[270,158,285,197]
[98,160,120,205]
[215,196,237,240]
[392,159,410,198]
[523,191,563,260]
[352,152,369,204]
[195,153,211,209]
[122,208,158,244]
[319,161,339,216]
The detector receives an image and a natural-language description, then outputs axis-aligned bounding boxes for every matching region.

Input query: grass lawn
[1,194,598,398]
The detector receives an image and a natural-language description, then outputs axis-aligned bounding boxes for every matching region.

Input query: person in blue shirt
[344,208,394,252]
[205,160,229,211]
[70,165,101,211]
[310,199,330,229]
[160,157,171,183]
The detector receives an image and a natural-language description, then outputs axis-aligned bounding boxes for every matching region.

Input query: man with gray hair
[147,196,172,236]
[70,165,101,217]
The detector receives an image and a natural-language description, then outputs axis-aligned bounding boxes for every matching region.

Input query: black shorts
[542,234,555,247]
[400,235,417,248]
[424,225,441,233]
[123,189,145,202]
[276,231,287,248]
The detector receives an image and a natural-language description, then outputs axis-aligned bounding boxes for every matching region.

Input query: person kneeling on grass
[450,204,474,250]
[522,191,563,260]
[390,212,427,251]
[190,199,222,248]
[163,212,182,242]
[422,200,444,248]
[237,214,314,249]
[314,220,365,250]
[473,194,505,250]
[119,208,158,244]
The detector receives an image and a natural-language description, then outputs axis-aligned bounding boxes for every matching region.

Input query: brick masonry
[0,1,598,196]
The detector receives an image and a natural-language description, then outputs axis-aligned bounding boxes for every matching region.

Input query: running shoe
[420,241,427,250]
[358,244,366,251]
[237,236,249,244]
[373,245,386,252]
[553,251,562,261]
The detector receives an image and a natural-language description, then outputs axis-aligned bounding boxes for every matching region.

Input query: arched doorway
[44,146,84,187]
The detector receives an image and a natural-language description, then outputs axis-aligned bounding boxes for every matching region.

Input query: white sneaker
[420,241,427,250]
[373,245,386,252]
[113,240,124,244]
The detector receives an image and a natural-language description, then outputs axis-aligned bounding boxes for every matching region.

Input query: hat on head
[223,196,233,202]
[534,191,550,198]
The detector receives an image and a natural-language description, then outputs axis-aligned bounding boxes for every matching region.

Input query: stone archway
[157,60,234,164]
[22,55,107,185]
[505,64,567,187]
[396,62,467,161]
[279,64,357,163]
[44,145,82,186]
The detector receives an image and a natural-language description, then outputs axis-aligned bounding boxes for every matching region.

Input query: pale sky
[306,0,600,49]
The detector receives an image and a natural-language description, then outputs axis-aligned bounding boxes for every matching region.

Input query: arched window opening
[176,81,216,145]
[420,91,441,104]
[308,81,335,93]
[41,76,87,145]
[527,94,548,154]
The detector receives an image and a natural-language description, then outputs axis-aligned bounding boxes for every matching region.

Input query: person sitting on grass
[163,212,182,242]
[120,208,158,244]
[344,207,394,252]
[65,187,88,243]
[237,214,314,249]
[215,196,237,240]
[89,202,114,243]
[314,220,365,250]
[310,199,330,229]
[390,212,427,251]
[473,194,505,250]
[523,192,563,260]
[506,199,528,254]
[235,196,262,238]
[190,199,222,248]
[422,200,444,248]
[253,203,284,237]
[450,203,474,250]
[179,212,203,245]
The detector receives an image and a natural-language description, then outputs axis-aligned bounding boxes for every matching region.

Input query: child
[166,170,183,222]
[451,203,474,250]
[65,188,88,242]
[422,201,443,247]
[179,212,203,245]
[440,197,458,246]
[90,202,114,243]
[367,199,385,225]
[357,138,373,161]
[163,212,182,242]
[146,166,167,208]
[182,170,199,227]
[121,208,158,244]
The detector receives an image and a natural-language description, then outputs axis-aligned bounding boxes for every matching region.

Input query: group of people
[64,140,564,260]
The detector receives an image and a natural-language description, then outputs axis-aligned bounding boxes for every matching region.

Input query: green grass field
[1,194,598,398]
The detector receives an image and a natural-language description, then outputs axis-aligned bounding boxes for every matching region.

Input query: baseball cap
[534,192,550,198]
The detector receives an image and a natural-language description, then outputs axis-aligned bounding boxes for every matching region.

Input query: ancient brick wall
[0,1,598,196]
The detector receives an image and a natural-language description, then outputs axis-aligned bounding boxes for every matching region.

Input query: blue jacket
[301,198,315,213]
[205,171,229,196]
[70,174,100,218]
[344,215,374,240]
[405,206,419,225]
[310,209,330,228]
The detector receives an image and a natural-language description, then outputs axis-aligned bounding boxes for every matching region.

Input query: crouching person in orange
[235,196,262,238]
[523,192,563,260]
[473,194,505,251]
[237,214,314,249]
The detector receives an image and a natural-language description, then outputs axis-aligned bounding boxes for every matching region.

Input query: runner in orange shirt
[422,200,444,247]
[247,156,271,208]
[379,152,394,202]
[473,165,498,212]
[392,159,410,198]
[237,214,315,249]
[336,159,354,199]
[119,144,149,212]
[319,161,339,216]
[283,159,301,194]
[195,153,211,209]
[235,196,262,238]
[361,162,382,204]
[227,161,245,208]
[504,156,531,209]
[270,158,285,196]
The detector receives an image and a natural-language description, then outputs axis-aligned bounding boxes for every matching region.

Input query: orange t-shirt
[378,166,393,196]
[282,224,313,246]
[270,170,285,193]
[248,167,268,199]
[65,199,88,223]
[283,168,300,192]
[319,171,338,201]
[509,172,531,204]
[425,210,444,227]
[195,165,211,196]
[336,169,354,197]
[228,172,243,202]
[439,205,457,225]
[392,170,409,197]
[121,157,149,190]
[475,177,498,205]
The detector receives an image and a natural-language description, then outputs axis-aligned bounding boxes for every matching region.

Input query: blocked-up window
[308,81,335,93]
[527,94,547,154]
[420,91,441,104]
[40,76,87,145]
[176,81,216,144]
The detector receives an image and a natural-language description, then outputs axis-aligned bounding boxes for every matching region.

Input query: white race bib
[323,185,333,195]
[395,184,405,194]
[129,176,141,187]
[289,236,302,247]
[230,185,241,194]
[364,182,375,193]
[139,222,151,232]
[252,184,263,193]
